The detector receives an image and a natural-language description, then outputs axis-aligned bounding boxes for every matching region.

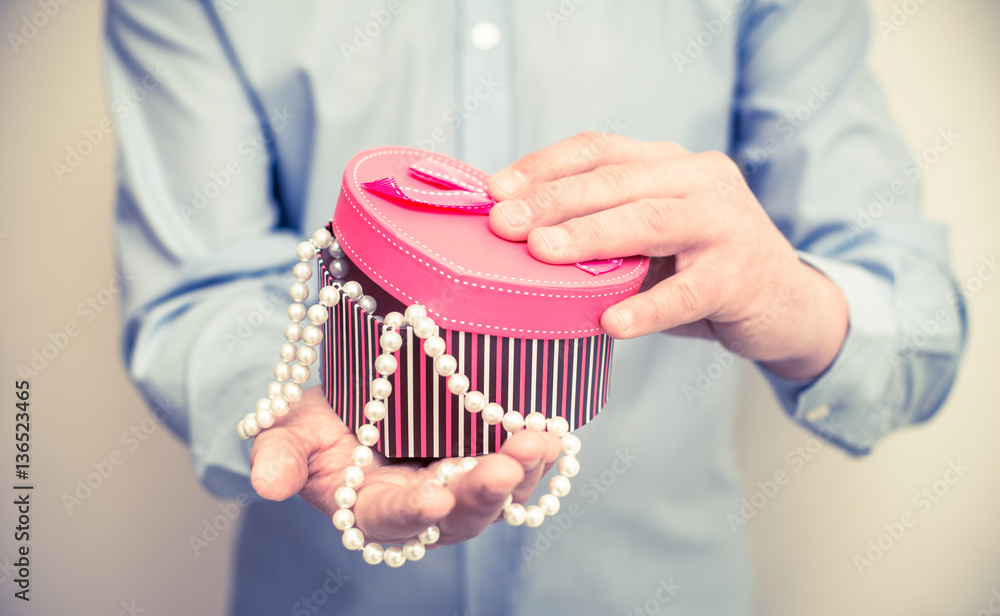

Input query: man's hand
[250,387,561,545]
[487,134,848,380]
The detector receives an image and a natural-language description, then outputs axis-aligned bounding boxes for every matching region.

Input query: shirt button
[470,21,502,51]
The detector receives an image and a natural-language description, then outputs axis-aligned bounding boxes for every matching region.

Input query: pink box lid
[332,147,648,340]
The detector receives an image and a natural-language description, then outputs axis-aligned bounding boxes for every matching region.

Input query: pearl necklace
[237,228,582,567]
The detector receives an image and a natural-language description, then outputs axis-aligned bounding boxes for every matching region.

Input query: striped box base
[319,252,615,458]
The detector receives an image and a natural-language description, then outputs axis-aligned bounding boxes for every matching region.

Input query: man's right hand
[250,387,562,546]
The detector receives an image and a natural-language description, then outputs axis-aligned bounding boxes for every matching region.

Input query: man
[107,1,965,614]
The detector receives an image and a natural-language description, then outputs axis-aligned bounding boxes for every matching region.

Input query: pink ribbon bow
[362,157,623,276]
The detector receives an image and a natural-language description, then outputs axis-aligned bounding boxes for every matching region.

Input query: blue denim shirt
[105,0,966,614]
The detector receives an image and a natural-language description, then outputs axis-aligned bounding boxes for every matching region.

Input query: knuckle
[672,278,703,316]
[699,150,739,176]
[596,164,637,197]
[567,215,606,244]
[631,199,669,234]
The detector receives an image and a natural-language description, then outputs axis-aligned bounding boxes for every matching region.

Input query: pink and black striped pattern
[319,263,616,459]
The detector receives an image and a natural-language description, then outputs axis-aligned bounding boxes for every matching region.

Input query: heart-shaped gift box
[319,147,648,458]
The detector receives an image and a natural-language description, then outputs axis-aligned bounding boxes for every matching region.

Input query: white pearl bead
[370,378,392,400]
[256,398,272,415]
[243,414,261,438]
[292,262,313,282]
[557,455,580,478]
[296,241,316,261]
[341,528,365,551]
[458,457,478,473]
[289,282,309,302]
[332,508,355,530]
[547,416,570,437]
[374,353,397,376]
[281,382,304,403]
[352,445,374,467]
[379,330,403,353]
[403,537,426,561]
[328,239,345,258]
[318,285,340,307]
[383,311,405,328]
[329,258,350,279]
[538,493,560,516]
[284,323,303,343]
[342,465,364,488]
[404,304,427,325]
[524,505,545,528]
[436,461,458,484]
[290,363,311,384]
[267,381,283,399]
[236,421,248,440]
[358,295,377,314]
[549,474,571,497]
[412,316,436,339]
[334,486,358,509]
[343,281,363,301]
[296,345,317,367]
[311,228,333,249]
[301,326,323,346]
[561,433,582,455]
[524,412,546,431]
[481,403,504,425]
[384,545,405,568]
[364,400,387,422]
[274,362,291,382]
[447,374,470,396]
[288,302,307,322]
[278,342,296,362]
[423,335,446,358]
[362,542,384,565]
[464,391,487,414]
[255,407,275,429]
[503,494,513,509]
[357,424,380,446]
[307,304,328,325]
[418,525,441,545]
[504,503,526,526]
[270,395,290,416]
[434,354,457,377]
[502,411,525,432]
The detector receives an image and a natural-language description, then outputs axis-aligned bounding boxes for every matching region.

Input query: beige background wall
[0,1,996,615]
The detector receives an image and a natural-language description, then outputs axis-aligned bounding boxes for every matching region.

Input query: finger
[526,198,697,265]
[352,480,457,543]
[250,428,311,501]
[436,453,527,541]
[490,158,700,241]
[601,268,719,339]
[488,134,688,200]
[499,430,562,503]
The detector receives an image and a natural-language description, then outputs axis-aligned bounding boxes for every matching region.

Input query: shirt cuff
[758,251,899,456]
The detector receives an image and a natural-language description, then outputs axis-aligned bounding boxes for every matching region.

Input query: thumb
[250,429,310,501]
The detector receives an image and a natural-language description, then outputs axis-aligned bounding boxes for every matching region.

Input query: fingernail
[497,200,532,228]
[612,308,633,332]
[491,168,526,198]
[536,227,568,252]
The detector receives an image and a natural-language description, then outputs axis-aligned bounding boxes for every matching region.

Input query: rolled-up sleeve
[733,0,967,454]
[105,0,312,497]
